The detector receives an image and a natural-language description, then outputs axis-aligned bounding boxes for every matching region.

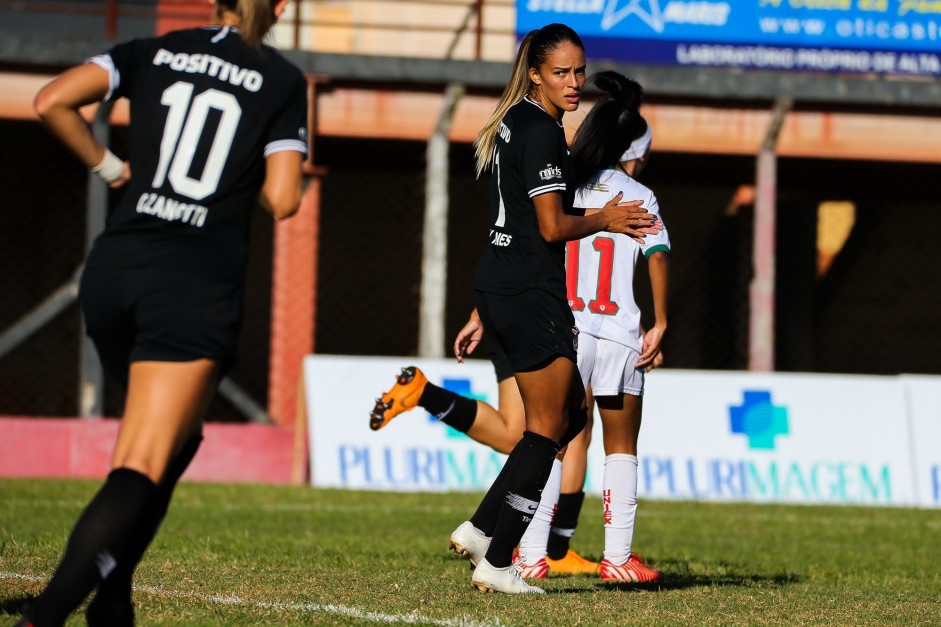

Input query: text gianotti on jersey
[137,193,209,227]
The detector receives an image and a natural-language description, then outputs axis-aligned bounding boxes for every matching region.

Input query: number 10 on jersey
[153,81,242,201]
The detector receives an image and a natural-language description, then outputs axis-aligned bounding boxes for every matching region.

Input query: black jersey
[85,26,308,281]
[473,96,575,298]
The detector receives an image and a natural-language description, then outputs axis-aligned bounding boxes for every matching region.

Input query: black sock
[547,491,586,560]
[418,382,477,433]
[470,445,519,536]
[483,431,560,568]
[29,468,157,627]
[91,435,203,612]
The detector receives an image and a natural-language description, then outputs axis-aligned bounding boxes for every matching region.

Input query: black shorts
[475,288,578,376]
[489,343,514,383]
[79,265,243,383]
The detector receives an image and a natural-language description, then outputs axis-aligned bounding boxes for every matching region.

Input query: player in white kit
[518,71,669,583]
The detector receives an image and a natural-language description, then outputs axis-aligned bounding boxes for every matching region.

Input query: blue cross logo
[729,390,789,450]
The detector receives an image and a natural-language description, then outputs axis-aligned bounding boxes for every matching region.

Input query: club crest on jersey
[539,163,562,181]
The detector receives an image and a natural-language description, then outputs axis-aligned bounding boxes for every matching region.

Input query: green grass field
[2,479,939,625]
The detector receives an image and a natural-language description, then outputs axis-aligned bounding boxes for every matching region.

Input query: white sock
[517,458,562,564]
[602,453,638,565]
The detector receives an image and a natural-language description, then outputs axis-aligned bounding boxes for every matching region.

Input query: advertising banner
[516,1,941,76]
[305,355,507,492]
[633,370,915,506]
[901,375,941,508]
[305,355,938,507]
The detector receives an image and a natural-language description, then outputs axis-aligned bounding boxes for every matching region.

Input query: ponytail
[570,71,646,190]
[473,31,535,178]
[215,0,276,49]
[473,24,585,178]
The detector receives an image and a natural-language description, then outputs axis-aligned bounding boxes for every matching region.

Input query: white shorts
[576,333,645,397]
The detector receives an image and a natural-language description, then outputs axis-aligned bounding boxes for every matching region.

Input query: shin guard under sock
[29,468,156,627]
[418,383,478,433]
[547,491,586,559]
[484,431,560,568]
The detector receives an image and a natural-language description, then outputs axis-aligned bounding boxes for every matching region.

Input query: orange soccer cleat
[599,553,664,583]
[545,549,601,575]
[369,366,429,431]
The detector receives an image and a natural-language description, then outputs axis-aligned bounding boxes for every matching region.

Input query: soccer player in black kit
[447,23,661,593]
[21,1,306,624]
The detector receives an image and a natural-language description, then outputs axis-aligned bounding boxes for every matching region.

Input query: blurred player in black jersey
[21,1,306,625]
[445,23,661,594]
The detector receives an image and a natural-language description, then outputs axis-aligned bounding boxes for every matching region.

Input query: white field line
[0,572,502,627]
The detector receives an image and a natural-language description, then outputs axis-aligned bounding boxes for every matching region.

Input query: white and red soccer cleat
[599,554,664,583]
[512,548,550,579]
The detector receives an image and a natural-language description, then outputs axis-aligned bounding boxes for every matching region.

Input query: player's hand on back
[600,192,663,244]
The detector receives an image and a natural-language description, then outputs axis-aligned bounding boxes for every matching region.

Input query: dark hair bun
[589,70,643,111]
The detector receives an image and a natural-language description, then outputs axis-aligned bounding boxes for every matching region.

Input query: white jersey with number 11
[569,168,671,354]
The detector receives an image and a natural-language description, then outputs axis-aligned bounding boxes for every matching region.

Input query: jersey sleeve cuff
[528,183,566,198]
[85,54,119,101]
[264,139,309,157]
[644,244,670,257]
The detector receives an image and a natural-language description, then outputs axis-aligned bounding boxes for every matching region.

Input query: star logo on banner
[601,0,665,33]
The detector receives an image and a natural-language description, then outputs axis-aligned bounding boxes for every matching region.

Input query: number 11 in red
[566,237,619,315]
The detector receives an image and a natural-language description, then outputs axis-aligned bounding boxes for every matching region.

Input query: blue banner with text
[516,1,941,76]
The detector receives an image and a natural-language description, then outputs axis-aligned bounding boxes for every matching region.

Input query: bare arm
[34,63,130,187]
[636,250,669,370]
[533,191,661,244]
[260,151,304,219]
